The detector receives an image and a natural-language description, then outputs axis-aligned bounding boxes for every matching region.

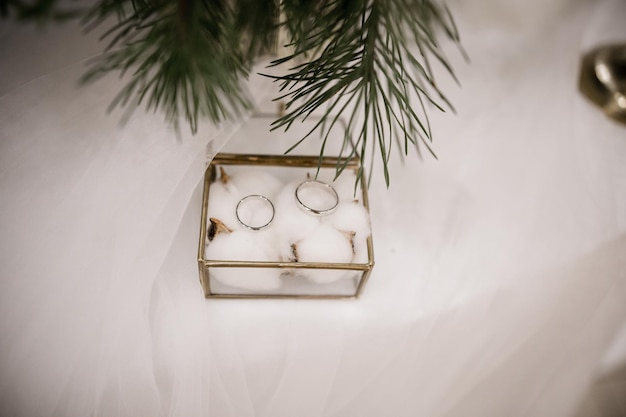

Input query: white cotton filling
[323,202,371,238]
[211,268,282,291]
[352,234,369,264]
[205,230,282,290]
[297,224,354,284]
[207,182,241,231]
[205,230,276,261]
[324,201,371,264]
[228,169,284,200]
[205,170,372,288]
[273,180,321,244]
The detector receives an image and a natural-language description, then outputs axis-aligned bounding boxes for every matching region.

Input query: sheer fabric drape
[1,1,625,416]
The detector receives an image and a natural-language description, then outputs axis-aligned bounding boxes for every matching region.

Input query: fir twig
[3,0,462,187]
[266,0,460,187]
[80,0,278,133]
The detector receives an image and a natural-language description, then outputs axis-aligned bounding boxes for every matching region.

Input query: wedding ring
[295,179,339,216]
[235,195,275,231]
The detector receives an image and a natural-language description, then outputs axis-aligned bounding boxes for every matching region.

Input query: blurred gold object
[579,43,626,125]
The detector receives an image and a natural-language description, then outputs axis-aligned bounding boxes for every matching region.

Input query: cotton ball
[323,201,371,239]
[273,180,321,245]
[296,224,353,284]
[323,201,371,263]
[352,234,370,264]
[277,241,298,263]
[205,229,278,262]
[296,224,353,263]
[229,169,283,200]
[205,230,281,290]
[207,181,240,231]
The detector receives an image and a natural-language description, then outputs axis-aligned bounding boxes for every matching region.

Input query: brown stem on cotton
[219,167,230,185]
[207,217,232,241]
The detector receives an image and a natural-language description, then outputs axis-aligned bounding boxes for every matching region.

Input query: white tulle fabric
[1,0,626,416]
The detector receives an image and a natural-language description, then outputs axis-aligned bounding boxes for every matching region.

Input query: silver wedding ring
[236,195,275,231]
[295,180,339,216]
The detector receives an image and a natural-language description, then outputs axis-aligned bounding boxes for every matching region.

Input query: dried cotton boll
[324,202,371,264]
[278,241,298,263]
[205,230,277,262]
[207,181,241,231]
[207,218,232,242]
[273,180,321,245]
[323,201,371,239]
[296,224,354,284]
[296,224,353,264]
[246,227,281,261]
[205,231,282,290]
[352,233,370,264]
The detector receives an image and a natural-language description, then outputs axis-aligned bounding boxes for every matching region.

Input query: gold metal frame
[579,43,626,125]
[197,153,375,299]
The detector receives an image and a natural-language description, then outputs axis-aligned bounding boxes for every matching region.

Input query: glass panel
[207,267,362,297]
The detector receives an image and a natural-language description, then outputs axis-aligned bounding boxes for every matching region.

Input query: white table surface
[1,1,625,416]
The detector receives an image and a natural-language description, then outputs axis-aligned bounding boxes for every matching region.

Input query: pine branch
[3,0,462,187]
[267,0,461,187]
[81,0,278,133]
[1,0,81,20]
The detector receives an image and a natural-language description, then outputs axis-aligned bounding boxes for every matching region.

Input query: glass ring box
[197,153,375,299]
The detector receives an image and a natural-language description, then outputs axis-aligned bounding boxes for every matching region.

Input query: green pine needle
[268,0,460,187]
[80,0,274,134]
[3,0,462,186]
